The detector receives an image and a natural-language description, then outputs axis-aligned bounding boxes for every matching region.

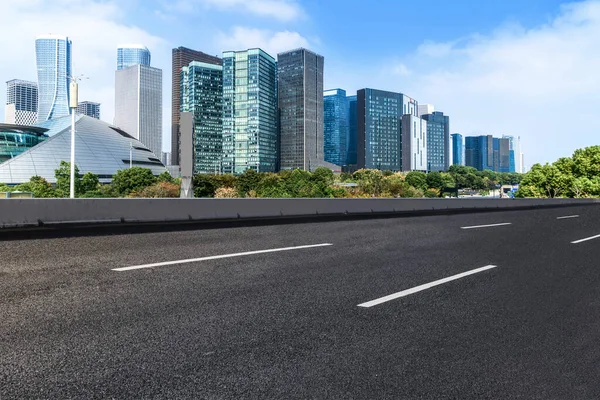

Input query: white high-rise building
[401,114,428,172]
[35,34,72,122]
[114,64,163,158]
[5,80,38,125]
[418,104,434,117]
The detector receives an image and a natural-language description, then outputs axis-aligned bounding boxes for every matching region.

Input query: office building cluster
[2,36,525,180]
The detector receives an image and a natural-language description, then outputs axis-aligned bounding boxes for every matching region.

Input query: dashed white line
[571,234,600,245]
[460,223,512,230]
[113,243,334,272]
[357,265,498,308]
[557,215,580,220]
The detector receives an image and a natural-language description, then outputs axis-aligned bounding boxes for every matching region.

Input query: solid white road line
[113,243,334,272]
[571,234,600,245]
[557,215,580,220]
[460,223,512,230]
[357,265,498,308]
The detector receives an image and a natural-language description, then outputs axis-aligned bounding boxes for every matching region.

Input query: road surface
[2,205,600,399]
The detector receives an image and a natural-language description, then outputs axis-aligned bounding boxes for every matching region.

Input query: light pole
[130,142,133,169]
[67,74,87,199]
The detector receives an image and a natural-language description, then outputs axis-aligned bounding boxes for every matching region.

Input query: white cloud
[216,27,311,56]
[0,0,170,151]
[384,0,600,167]
[166,0,304,21]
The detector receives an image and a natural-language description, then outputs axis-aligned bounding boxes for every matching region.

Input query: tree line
[0,160,525,199]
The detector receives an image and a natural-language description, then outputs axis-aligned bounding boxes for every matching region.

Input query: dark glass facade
[222,49,277,174]
[357,89,418,171]
[181,61,223,174]
[421,111,450,172]
[347,95,357,166]
[171,47,222,166]
[451,133,463,166]
[0,126,48,163]
[277,48,324,171]
[465,135,510,172]
[323,89,347,166]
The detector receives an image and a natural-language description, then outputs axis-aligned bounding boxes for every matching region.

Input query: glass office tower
[356,88,418,171]
[35,35,72,122]
[421,111,450,172]
[117,45,151,70]
[5,80,38,125]
[171,47,222,166]
[347,95,357,166]
[222,48,277,174]
[323,89,348,166]
[76,101,100,119]
[277,48,324,171]
[181,61,223,174]
[451,133,463,166]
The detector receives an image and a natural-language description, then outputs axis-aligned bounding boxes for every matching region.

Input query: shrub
[214,187,238,198]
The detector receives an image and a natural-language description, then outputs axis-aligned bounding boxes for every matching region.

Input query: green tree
[112,167,157,196]
[353,169,385,197]
[235,169,262,197]
[54,161,81,197]
[426,172,444,190]
[256,173,290,198]
[157,171,175,183]
[80,172,100,195]
[193,174,218,197]
[405,171,427,191]
[572,146,600,179]
[19,176,56,198]
[311,167,335,186]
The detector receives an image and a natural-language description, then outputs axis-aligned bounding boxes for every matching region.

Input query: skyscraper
[401,114,427,172]
[76,101,100,119]
[180,61,223,174]
[451,133,463,166]
[465,135,510,172]
[171,47,222,166]
[357,88,418,171]
[222,48,277,174]
[5,80,38,125]
[114,64,163,157]
[278,48,325,171]
[421,111,450,172]
[347,95,357,166]
[117,45,151,70]
[35,35,72,123]
[323,89,348,167]
[418,104,434,117]
[502,135,522,173]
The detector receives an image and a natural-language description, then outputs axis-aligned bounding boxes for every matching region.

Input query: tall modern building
[323,89,347,167]
[161,151,172,167]
[451,133,463,166]
[114,65,163,157]
[465,135,510,172]
[357,88,418,171]
[35,35,72,122]
[117,45,151,70]
[180,61,223,174]
[401,114,427,172]
[171,47,222,166]
[5,80,38,125]
[347,95,357,166]
[76,101,100,119]
[502,135,522,173]
[418,104,434,117]
[278,48,324,171]
[421,111,450,172]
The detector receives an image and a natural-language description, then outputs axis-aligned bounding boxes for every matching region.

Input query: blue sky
[1,0,599,168]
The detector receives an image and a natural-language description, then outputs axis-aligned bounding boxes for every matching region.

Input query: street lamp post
[69,79,78,199]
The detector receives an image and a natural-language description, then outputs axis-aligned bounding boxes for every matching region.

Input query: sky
[1,0,599,168]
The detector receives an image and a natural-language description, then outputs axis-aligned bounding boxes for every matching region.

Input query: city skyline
[2,0,599,167]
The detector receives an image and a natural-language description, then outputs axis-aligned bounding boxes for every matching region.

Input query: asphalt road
[2,205,600,399]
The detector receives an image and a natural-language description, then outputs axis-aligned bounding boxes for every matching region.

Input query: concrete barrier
[0,198,598,229]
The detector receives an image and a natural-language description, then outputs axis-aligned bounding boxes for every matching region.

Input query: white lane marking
[460,223,512,230]
[357,265,498,308]
[571,234,600,245]
[113,243,334,272]
[557,215,580,220]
